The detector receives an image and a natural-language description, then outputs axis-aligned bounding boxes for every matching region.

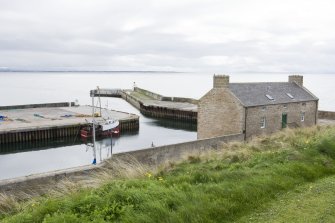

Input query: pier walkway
[91,87,198,122]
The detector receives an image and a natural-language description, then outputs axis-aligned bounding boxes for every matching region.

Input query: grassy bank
[239,174,335,222]
[1,126,335,222]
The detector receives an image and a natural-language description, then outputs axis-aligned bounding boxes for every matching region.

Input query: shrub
[317,136,335,159]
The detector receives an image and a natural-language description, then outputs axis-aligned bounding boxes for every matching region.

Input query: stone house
[197,75,318,139]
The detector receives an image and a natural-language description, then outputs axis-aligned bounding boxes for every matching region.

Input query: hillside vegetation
[1,126,335,222]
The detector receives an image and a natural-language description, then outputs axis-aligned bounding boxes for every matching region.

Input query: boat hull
[80,126,120,139]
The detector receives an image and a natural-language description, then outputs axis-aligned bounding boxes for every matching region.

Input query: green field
[1,126,335,222]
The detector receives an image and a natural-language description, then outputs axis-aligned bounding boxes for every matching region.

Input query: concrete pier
[0,104,139,145]
[91,87,198,122]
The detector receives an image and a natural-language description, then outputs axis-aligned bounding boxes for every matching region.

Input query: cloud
[0,0,334,72]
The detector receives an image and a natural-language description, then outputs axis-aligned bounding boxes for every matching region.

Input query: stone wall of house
[197,88,245,139]
[245,101,317,139]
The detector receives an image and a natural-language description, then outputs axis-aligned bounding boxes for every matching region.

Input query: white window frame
[260,117,266,128]
[301,112,305,122]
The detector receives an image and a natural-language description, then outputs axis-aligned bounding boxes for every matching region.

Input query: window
[302,102,306,106]
[260,117,266,128]
[265,94,274,100]
[261,106,266,111]
[283,104,287,109]
[301,112,305,122]
[286,93,294,99]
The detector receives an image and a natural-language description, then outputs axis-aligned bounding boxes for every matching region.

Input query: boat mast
[97,86,102,117]
[92,92,96,164]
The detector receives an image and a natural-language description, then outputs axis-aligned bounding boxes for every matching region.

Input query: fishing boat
[80,86,120,139]
[80,119,120,139]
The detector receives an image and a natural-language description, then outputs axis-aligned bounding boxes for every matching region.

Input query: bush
[317,136,335,159]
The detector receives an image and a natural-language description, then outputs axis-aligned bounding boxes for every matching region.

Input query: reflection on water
[0,134,129,180]
[0,138,83,155]
[149,119,197,131]
[89,137,120,164]
[0,132,138,156]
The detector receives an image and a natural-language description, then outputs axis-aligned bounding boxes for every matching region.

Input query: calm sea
[0,72,334,180]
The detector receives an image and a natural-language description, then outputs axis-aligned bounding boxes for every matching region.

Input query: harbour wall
[120,91,141,110]
[0,120,139,145]
[90,89,122,98]
[0,133,244,194]
[134,87,163,100]
[0,124,82,144]
[90,88,198,122]
[318,110,335,120]
[119,89,197,122]
[139,104,197,122]
[0,102,75,110]
[115,133,244,166]
[134,87,198,104]
[118,118,139,132]
[90,87,198,105]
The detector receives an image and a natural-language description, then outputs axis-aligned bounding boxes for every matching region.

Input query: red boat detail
[81,119,120,139]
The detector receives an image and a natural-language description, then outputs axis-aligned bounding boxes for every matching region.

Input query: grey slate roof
[229,82,318,107]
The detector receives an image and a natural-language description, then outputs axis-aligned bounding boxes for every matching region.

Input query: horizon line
[0,69,334,75]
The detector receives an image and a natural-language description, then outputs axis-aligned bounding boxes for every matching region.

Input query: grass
[1,126,335,222]
[238,175,335,223]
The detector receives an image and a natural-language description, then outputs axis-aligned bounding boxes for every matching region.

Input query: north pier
[91,87,198,123]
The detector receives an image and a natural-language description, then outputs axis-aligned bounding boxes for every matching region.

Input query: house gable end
[198,88,245,139]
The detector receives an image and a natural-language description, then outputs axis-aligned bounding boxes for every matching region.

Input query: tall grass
[1,126,335,222]
[0,194,21,216]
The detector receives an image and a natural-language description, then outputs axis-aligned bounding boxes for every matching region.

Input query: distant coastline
[1,69,334,74]
[0,69,184,73]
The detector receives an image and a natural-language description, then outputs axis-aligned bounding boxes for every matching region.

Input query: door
[282,113,287,128]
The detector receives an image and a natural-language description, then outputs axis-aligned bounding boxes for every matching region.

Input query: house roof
[229,82,318,107]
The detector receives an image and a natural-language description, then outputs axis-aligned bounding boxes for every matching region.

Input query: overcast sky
[0,0,334,72]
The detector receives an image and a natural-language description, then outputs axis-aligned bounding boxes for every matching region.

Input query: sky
[0,0,335,73]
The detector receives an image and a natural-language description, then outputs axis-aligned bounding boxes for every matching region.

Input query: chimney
[213,74,229,88]
[288,75,303,86]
